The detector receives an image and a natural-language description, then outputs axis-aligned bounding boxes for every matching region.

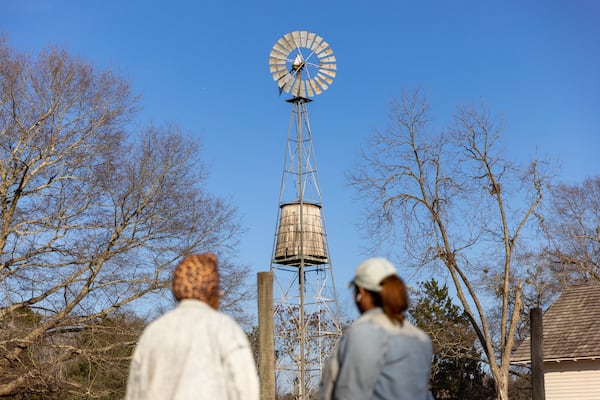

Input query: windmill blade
[269,43,289,60]
[317,49,334,60]
[273,73,287,83]
[291,78,300,96]
[313,75,329,92]
[283,74,296,93]
[271,40,289,52]
[270,64,288,76]
[308,79,322,96]
[269,58,287,68]
[319,65,337,72]
[316,71,334,84]
[278,71,296,88]
[269,62,287,73]
[319,66,337,76]
[305,37,325,62]
[319,56,337,64]
[275,37,292,55]
[297,80,307,98]
[278,34,294,50]
[315,41,330,56]
[270,69,288,82]
[318,69,336,79]
[282,32,297,51]
[269,62,288,78]
[269,59,287,69]
[299,31,308,48]
[306,32,316,50]
[269,54,287,64]
[270,66,287,76]
[309,35,324,52]
[291,31,302,49]
[306,80,316,97]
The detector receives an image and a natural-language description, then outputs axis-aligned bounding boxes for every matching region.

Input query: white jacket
[125,299,259,400]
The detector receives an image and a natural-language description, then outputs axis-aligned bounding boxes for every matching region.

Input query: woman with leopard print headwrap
[125,253,259,400]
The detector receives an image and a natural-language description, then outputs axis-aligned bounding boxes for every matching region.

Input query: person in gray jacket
[320,257,433,400]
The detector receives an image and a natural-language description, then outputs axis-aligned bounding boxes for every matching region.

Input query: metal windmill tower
[268,30,342,399]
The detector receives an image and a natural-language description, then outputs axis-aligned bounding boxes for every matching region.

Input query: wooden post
[530,307,545,400]
[258,272,275,400]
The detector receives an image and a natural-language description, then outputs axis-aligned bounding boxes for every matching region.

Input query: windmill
[268,31,342,399]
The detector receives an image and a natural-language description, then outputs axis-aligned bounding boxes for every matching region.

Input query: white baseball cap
[351,257,397,292]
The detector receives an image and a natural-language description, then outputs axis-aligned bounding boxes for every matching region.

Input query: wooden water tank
[273,202,328,266]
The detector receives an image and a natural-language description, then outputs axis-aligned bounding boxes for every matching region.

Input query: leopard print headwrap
[172,253,220,309]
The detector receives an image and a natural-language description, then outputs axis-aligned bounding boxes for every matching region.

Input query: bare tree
[349,89,547,400]
[0,38,248,397]
[541,176,600,284]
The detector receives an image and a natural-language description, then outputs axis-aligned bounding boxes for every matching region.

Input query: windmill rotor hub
[292,54,305,71]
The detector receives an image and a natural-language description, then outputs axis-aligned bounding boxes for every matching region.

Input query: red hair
[376,275,408,325]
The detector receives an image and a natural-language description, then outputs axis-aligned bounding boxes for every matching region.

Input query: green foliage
[57,314,142,399]
[61,357,126,400]
[409,279,496,399]
[1,312,141,399]
[6,306,43,327]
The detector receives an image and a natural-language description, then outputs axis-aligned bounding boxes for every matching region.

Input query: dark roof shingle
[512,283,600,364]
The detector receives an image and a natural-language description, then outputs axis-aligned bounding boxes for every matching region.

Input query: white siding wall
[544,360,600,400]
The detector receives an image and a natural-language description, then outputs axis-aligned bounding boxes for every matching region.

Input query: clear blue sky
[2,0,599,312]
